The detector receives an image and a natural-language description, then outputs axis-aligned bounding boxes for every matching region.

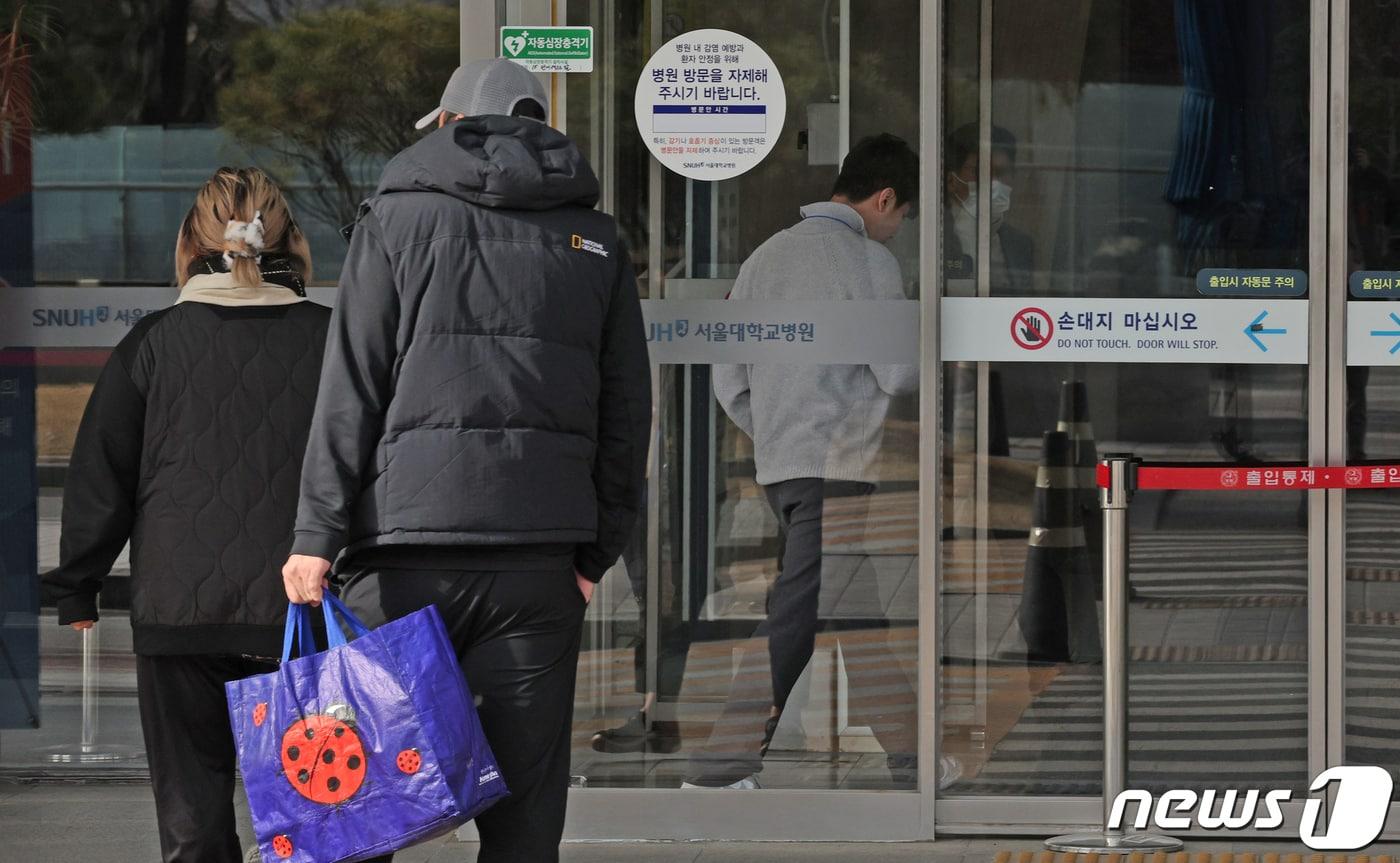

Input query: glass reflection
[939,0,1310,797]
[570,0,925,792]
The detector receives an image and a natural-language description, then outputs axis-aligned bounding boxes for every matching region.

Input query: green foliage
[18,0,240,132]
[219,0,458,226]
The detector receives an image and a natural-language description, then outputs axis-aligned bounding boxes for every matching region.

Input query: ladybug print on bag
[253,703,267,727]
[396,748,422,775]
[271,834,294,858]
[280,715,366,805]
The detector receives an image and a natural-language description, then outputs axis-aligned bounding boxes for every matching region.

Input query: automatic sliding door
[1340,0,1400,809]
[937,0,1315,804]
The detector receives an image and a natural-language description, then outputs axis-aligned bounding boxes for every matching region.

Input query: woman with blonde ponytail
[174,166,315,303]
[45,167,332,862]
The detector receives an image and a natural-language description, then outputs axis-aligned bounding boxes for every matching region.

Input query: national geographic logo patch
[571,234,610,258]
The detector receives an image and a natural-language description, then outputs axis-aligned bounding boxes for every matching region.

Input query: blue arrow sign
[1370,312,1400,355]
[1244,310,1287,353]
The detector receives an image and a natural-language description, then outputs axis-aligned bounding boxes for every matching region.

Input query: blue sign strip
[0,356,40,729]
[653,105,766,114]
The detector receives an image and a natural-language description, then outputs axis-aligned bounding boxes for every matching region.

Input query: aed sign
[500,26,593,73]
[941,297,1309,365]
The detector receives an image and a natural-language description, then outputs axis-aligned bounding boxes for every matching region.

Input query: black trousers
[136,652,276,863]
[684,478,917,786]
[619,485,691,698]
[341,565,585,863]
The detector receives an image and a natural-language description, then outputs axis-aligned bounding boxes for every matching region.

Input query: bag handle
[279,596,372,662]
[280,603,317,663]
[320,593,372,649]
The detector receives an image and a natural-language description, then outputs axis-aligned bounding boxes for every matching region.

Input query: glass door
[933,0,1328,832]
[1338,0,1400,830]
[552,0,938,841]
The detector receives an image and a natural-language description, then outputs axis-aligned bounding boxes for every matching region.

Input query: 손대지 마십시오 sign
[500,26,592,73]
[634,29,786,182]
[941,297,1309,364]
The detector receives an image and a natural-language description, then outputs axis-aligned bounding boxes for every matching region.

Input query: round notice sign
[634,29,786,181]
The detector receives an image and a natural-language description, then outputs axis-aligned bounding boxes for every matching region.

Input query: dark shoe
[591,712,682,754]
[758,715,780,757]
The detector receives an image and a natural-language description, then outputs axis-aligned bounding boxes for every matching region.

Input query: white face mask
[953,176,1013,231]
[989,179,1012,228]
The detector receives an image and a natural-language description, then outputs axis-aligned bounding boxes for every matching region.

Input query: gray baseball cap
[414,58,550,130]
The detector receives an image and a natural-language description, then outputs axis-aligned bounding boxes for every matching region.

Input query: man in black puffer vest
[282,59,651,862]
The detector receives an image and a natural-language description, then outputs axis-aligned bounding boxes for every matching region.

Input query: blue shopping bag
[226,595,509,863]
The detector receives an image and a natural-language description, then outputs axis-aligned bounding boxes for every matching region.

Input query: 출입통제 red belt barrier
[1094,462,1400,491]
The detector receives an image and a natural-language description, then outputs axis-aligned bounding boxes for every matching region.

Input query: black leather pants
[341,565,586,863]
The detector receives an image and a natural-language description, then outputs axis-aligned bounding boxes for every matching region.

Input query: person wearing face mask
[944,123,1034,294]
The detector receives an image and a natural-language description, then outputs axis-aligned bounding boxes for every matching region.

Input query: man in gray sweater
[684,134,921,789]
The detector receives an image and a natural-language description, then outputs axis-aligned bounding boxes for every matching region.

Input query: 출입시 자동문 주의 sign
[1350,270,1400,298]
[1195,268,1307,297]
[634,29,786,182]
[500,26,593,72]
[940,297,1309,364]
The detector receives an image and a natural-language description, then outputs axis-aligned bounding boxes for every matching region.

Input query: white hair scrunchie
[223,210,266,269]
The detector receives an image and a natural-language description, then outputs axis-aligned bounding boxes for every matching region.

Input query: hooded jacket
[291,116,651,582]
[43,274,331,656]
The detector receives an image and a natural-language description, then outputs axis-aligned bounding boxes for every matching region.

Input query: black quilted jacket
[44,300,331,655]
[291,116,651,581]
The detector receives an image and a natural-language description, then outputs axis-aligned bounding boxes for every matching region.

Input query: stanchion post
[1102,454,1131,833]
[1046,455,1182,853]
[41,622,143,765]
[80,626,97,751]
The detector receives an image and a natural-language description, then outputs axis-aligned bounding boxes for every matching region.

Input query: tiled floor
[7,781,1400,862]
[14,780,1400,863]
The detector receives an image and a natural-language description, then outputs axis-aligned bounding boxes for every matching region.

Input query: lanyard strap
[802,213,862,234]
